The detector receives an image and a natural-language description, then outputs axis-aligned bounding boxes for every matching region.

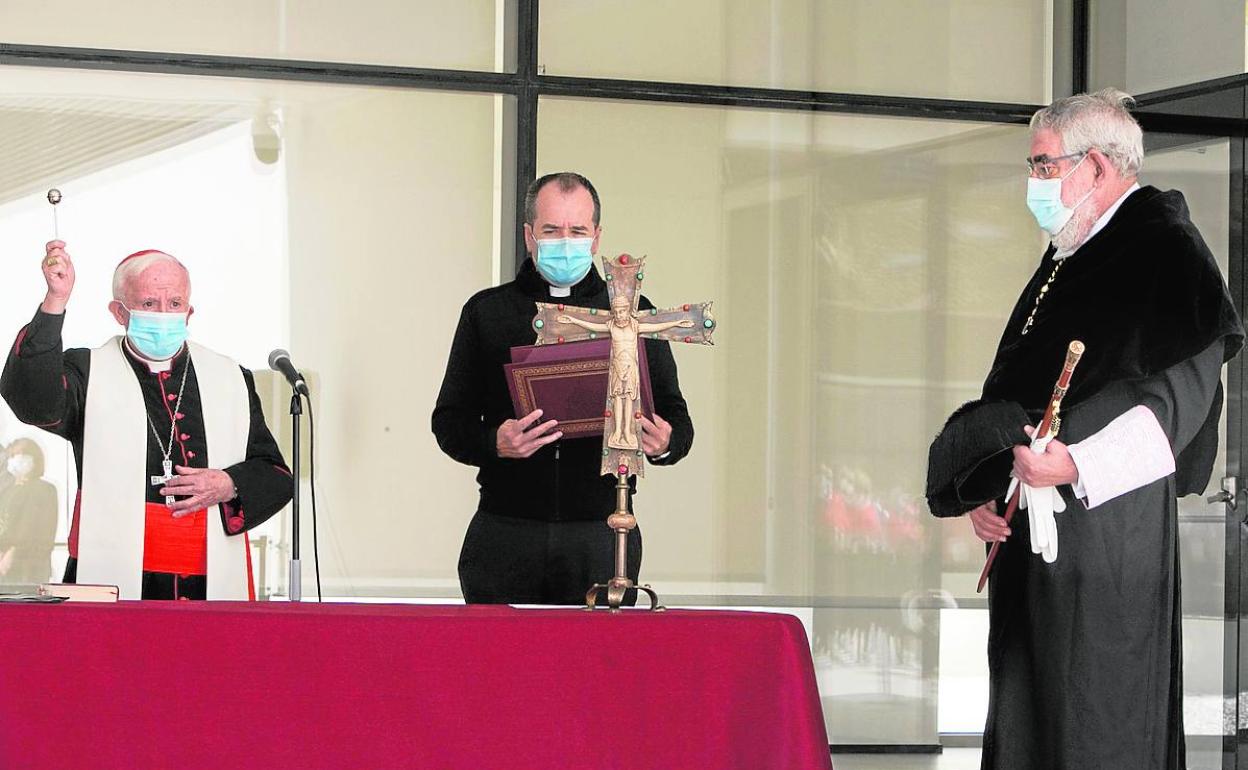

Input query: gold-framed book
[505,339,654,439]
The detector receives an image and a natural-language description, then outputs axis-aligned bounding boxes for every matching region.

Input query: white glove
[1006,433,1066,564]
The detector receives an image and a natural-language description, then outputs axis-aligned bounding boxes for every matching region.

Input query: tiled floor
[832,749,981,769]
[832,746,1221,770]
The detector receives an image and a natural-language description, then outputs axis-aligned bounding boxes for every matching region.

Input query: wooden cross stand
[532,254,715,611]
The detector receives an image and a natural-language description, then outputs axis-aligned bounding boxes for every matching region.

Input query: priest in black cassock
[0,242,292,600]
[432,172,693,605]
[926,89,1244,769]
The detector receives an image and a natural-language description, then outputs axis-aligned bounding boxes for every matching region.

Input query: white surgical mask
[6,454,34,478]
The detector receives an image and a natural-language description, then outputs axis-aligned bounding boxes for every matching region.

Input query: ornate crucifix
[531,253,715,610]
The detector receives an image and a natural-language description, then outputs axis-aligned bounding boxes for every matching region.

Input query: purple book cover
[505,339,654,439]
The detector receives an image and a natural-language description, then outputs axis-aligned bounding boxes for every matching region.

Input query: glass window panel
[540,0,1052,103]
[1090,0,1245,94]
[1145,137,1232,766]
[0,65,500,598]
[0,1,502,71]
[538,96,1040,742]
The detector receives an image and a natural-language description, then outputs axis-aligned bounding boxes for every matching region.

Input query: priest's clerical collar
[122,337,183,374]
[1054,182,1141,261]
[548,285,571,298]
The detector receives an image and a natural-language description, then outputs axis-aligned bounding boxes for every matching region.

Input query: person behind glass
[0,438,12,498]
[927,90,1243,770]
[0,438,57,585]
[0,242,293,600]
[432,172,694,605]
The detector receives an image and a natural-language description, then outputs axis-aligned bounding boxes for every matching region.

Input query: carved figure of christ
[556,295,693,449]
[531,253,715,478]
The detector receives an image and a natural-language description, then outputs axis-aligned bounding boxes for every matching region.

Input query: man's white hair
[1030,88,1144,177]
[111,250,191,302]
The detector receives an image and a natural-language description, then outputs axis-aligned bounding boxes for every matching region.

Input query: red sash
[142,503,207,575]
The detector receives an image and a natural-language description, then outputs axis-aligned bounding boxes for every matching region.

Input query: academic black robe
[0,309,293,600]
[928,187,1244,769]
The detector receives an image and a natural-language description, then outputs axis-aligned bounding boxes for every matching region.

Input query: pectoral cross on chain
[532,253,715,478]
[151,459,175,506]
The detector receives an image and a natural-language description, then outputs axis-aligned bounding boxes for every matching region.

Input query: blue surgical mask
[535,237,595,288]
[125,308,189,360]
[1026,153,1094,235]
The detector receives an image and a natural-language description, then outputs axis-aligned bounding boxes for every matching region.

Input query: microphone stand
[289,392,303,602]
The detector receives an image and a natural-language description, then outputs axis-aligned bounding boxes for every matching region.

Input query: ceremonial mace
[977,340,1085,593]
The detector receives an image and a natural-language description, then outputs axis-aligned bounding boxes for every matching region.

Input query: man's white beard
[1052,199,1099,252]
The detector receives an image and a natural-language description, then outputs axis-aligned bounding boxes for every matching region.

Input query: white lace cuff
[1067,405,1175,509]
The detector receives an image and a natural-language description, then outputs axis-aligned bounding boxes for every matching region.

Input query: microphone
[268,349,309,396]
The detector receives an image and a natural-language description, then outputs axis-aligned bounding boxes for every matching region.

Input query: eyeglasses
[1026,151,1087,180]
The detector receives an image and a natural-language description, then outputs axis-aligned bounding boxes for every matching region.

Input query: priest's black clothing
[928,187,1243,770]
[1,308,293,600]
[432,259,693,604]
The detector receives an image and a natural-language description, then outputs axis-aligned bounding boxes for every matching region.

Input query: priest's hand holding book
[496,408,562,459]
[638,413,674,457]
[39,240,75,315]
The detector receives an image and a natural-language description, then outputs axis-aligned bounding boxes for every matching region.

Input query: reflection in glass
[541,0,1051,102]
[538,96,1040,742]
[1147,138,1232,765]
[0,438,57,586]
[1090,0,1245,94]
[0,1,502,71]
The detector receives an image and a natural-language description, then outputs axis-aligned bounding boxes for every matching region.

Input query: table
[0,602,832,769]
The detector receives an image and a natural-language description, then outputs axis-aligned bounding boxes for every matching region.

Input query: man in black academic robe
[432,172,693,605]
[927,90,1243,769]
[1,242,292,600]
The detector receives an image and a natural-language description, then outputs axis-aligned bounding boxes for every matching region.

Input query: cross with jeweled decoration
[531,253,715,478]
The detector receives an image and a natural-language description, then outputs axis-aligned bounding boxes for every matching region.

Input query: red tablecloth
[0,602,832,769]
